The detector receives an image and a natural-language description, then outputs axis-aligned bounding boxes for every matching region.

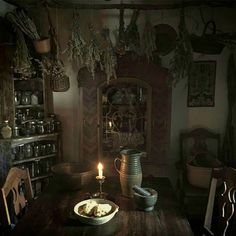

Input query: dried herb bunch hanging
[114,9,140,56]
[101,28,117,83]
[169,8,193,86]
[114,8,126,56]
[124,10,140,54]
[13,29,33,78]
[46,7,70,92]
[66,11,86,64]
[85,24,103,79]
[141,14,157,61]
[6,8,40,40]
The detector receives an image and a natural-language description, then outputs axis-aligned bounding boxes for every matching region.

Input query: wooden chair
[0,167,33,231]
[176,128,221,221]
[203,167,236,236]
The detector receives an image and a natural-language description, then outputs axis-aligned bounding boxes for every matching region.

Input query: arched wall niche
[77,52,172,176]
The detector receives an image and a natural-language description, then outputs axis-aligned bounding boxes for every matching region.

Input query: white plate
[74,199,119,225]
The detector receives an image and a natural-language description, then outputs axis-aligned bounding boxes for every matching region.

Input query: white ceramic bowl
[74,199,119,225]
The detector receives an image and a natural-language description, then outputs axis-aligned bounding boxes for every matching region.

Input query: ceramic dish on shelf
[73,199,119,225]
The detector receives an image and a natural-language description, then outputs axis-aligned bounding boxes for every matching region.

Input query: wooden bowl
[51,162,96,190]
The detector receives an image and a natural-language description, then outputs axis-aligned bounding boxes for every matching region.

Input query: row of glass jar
[14,114,61,138]
[14,90,43,106]
[15,108,44,125]
[13,120,61,138]
[12,141,57,161]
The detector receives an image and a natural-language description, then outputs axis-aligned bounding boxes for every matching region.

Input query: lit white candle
[97,162,103,179]
[108,121,112,129]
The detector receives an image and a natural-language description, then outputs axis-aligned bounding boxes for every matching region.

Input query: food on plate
[82,200,98,216]
[94,203,112,217]
[80,200,112,217]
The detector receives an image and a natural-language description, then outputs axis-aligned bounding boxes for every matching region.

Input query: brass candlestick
[93,176,106,198]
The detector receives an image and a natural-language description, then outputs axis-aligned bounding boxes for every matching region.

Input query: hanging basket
[190,20,224,55]
[51,75,70,92]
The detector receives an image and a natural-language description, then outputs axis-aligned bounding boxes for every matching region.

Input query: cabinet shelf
[0,44,60,197]
[13,153,56,165]
[10,133,60,147]
[15,104,44,109]
[31,173,53,182]
[13,77,43,81]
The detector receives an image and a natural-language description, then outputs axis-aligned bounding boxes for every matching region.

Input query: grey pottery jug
[114,149,143,197]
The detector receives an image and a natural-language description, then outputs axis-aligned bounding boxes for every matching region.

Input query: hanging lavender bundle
[85,24,103,79]
[13,30,32,78]
[66,11,86,64]
[101,28,117,83]
[141,14,157,61]
[6,8,40,40]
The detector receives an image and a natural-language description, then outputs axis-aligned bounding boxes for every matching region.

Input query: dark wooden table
[10,176,193,236]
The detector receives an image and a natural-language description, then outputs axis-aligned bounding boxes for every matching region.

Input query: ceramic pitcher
[114,149,143,197]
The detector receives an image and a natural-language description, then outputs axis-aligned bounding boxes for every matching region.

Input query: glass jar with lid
[14,91,21,105]
[31,91,39,105]
[36,121,45,134]
[1,120,12,139]
[26,121,37,135]
[21,91,31,105]
[24,143,33,158]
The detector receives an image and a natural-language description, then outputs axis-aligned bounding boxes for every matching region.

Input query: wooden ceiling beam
[4,0,236,10]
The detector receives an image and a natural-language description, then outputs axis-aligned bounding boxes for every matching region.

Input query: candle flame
[97,162,103,178]
[98,162,103,170]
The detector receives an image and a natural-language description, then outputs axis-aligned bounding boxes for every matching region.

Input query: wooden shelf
[13,77,43,81]
[13,153,56,165]
[10,133,60,147]
[15,104,44,109]
[31,173,53,182]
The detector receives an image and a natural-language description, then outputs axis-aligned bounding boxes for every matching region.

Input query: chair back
[0,167,33,227]
[204,167,236,236]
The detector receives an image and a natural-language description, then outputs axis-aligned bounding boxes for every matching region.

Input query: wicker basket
[187,151,223,188]
[190,20,224,55]
[187,163,212,188]
[51,75,70,92]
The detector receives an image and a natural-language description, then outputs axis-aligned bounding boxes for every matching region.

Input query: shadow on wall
[53,107,80,163]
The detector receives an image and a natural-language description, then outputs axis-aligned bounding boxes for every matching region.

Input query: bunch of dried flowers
[169,8,193,86]
[66,12,86,64]
[85,24,103,79]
